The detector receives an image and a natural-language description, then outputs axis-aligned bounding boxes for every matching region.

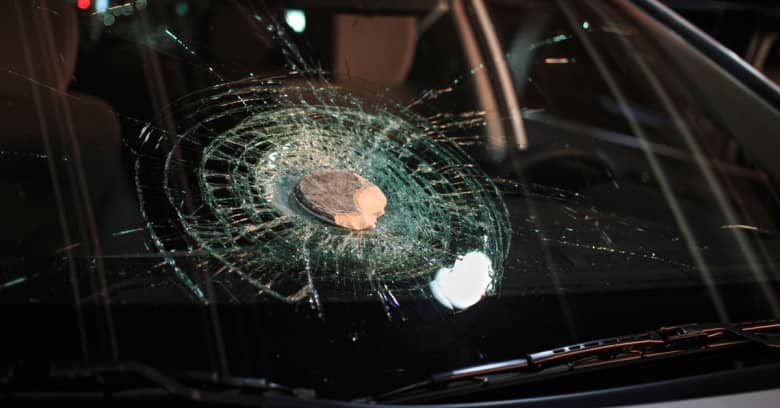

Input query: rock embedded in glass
[131,76,512,308]
[294,169,387,230]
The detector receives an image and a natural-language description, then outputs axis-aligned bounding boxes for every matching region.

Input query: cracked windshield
[2,0,780,401]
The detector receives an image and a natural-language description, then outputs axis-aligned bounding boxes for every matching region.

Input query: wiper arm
[370,319,780,403]
[525,320,780,375]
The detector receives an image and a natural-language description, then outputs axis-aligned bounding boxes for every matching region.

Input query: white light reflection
[96,0,108,13]
[430,251,493,310]
[284,9,306,33]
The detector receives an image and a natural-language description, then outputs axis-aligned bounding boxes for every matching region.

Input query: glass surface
[1,0,779,401]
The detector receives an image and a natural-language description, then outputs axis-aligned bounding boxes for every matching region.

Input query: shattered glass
[1,0,780,398]
[131,75,510,314]
[1,0,778,309]
[1,0,520,314]
[0,0,777,307]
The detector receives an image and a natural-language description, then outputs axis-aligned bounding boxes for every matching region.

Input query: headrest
[332,15,416,87]
[0,0,78,96]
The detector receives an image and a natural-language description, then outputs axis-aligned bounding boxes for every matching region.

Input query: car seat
[0,0,141,256]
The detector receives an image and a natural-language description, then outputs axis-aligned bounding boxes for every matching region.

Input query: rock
[294,170,386,230]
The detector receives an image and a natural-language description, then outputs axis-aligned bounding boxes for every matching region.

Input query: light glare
[96,0,108,13]
[285,9,306,33]
[430,251,493,310]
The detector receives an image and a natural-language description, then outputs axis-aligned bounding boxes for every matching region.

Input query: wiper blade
[370,319,780,403]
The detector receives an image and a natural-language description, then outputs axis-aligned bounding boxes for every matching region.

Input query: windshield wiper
[1,361,315,403]
[368,319,780,403]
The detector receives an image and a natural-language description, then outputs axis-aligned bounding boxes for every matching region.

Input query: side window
[488,1,766,196]
[487,0,780,270]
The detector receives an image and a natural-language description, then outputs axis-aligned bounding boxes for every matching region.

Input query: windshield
[1,0,779,401]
